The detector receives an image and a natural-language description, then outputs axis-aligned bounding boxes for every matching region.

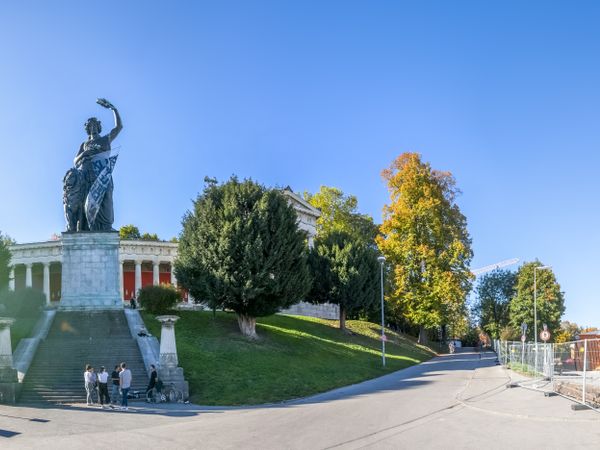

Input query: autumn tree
[509,261,565,340]
[308,231,379,331]
[304,186,379,246]
[376,153,473,344]
[175,177,312,338]
[555,321,581,343]
[473,269,517,339]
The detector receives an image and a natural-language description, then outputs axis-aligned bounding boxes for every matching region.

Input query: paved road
[2,352,600,449]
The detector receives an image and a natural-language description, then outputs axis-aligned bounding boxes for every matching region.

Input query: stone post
[0,318,19,403]
[8,267,15,291]
[156,315,189,400]
[157,315,179,368]
[43,263,51,305]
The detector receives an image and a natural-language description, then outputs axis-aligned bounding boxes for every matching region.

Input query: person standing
[84,365,95,406]
[97,366,110,408]
[110,365,121,406]
[146,364,158,401]
[119,362,132,411]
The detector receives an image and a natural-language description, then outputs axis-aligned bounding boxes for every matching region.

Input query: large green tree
[308,231,379,331]
[473,269,517,339]
[304,186,379,245]
[509,261,565,341]
[175,177,312,338]
[376,153,473,343]
[0,232,12,290]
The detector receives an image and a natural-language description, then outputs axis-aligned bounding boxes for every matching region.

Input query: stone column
[119,261,124,301]
[153,261,160,286]
[43,263,51,305]
[156,315,189,400]
[8,267,15,291]
[157,315,179,368]
[170,263,177,288]
[134,260,142,296]
[0,318,15,369]
[0,317,18,403]
[25,263,33,288]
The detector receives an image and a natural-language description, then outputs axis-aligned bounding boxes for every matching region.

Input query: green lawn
[10,317,38,350]
[141,311,436,405]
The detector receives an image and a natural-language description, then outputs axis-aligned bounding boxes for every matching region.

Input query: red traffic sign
[540,330,551,342]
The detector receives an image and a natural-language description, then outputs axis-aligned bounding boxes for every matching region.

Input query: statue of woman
[73,98,123,231]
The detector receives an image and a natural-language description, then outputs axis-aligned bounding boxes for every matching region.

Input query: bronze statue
[64,99,122,232]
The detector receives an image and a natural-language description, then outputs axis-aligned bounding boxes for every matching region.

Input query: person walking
[84,365,95,406]
[119,362,132,411]
[146,364,158,401]
[97,366,110,408]
[110,365,121,406]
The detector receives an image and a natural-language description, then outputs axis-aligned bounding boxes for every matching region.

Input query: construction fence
[494,339,600,411]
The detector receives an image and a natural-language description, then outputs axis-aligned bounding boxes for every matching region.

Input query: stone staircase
[19,310,149,404]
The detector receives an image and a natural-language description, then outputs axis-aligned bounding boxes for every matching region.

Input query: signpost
[521,322,527,367]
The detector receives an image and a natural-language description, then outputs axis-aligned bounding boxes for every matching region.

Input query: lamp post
[534,265,552,347]
[534,264,551,375]
[377,255,386,367]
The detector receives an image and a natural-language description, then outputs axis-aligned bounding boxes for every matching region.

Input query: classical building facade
[7,188,338,317]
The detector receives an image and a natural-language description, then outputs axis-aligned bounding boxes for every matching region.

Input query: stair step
[20,311,150,405]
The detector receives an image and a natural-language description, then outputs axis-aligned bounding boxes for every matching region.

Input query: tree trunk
[237,314,258,339]
[418,325,428,344]
[441,324,447,344]
[339,307,346,331]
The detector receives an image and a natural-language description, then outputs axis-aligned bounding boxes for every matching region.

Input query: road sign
[521,322,528,335]
[381,334,387,342]
[540,330,551,342]
[521,335,526,343]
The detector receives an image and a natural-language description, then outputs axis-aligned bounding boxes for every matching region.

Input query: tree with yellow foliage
[376,153,473,343]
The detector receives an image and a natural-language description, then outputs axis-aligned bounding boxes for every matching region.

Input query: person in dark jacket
[146,364,158,400]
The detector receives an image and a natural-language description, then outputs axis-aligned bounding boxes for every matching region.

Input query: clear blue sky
[1,1,600,326]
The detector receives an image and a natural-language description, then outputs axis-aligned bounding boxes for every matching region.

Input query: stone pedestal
[157,315,189,400]
[0,318,19,404]
[60,232,123,310]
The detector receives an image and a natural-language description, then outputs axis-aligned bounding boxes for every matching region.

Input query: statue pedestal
[60,232,123,310]
[157,315,189,400]
[0,318,19,403]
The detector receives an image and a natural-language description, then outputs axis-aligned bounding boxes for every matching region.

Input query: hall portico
[8,239,182,304]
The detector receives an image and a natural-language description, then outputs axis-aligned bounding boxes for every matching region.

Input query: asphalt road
[2,352,600,449]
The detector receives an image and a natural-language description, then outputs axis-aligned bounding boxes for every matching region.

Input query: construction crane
[471,258,519,276]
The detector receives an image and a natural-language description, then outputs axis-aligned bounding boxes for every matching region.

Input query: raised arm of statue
[97,98,123,143]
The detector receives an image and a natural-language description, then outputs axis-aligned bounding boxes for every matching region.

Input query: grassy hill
[141,311,436,405]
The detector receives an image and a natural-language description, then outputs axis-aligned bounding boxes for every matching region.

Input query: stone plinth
[157,315,189,400]
[0,318,19,404]
[60,232,123,310]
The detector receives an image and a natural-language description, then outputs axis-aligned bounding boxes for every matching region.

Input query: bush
[138,285,180,314]
[0,288,45,318]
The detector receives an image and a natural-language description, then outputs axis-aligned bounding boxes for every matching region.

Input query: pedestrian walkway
[2,351,600,449]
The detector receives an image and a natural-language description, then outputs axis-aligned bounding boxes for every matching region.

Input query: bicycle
[146,381,184,403]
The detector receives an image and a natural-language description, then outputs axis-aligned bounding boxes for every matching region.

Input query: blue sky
[1,1,600,325]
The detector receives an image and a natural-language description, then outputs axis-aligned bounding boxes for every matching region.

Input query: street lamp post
[377,255,386,367]
[534,264,552,375]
